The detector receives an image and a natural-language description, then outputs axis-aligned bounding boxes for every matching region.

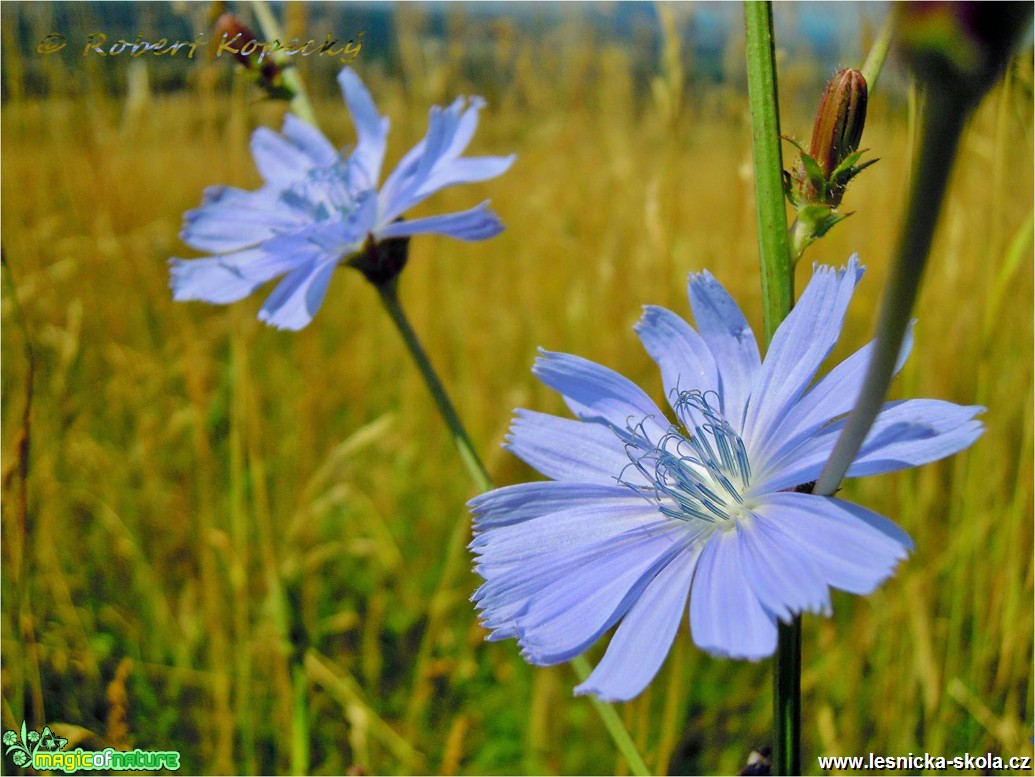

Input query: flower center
[279,157,362,222]
[619,390,752,525]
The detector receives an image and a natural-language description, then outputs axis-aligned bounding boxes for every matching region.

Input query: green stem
[376,278,649,776]
[571,656,651,776]
[744,4,799,774]
[814,87,969,497]
[744,0,794,343]
[861,10,897,94]
[773,620,801,776]
[376,278,492,494]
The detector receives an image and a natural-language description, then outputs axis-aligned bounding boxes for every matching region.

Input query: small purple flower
[469,257,983,702]
[170,68,515,330]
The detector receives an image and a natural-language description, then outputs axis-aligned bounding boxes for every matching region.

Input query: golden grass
[1,7,1032,775]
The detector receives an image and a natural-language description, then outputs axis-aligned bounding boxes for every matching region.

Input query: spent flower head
[469,258,983,702]
[170,68,515,330]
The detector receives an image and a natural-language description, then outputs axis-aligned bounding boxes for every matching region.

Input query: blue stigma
[618,390,752,524]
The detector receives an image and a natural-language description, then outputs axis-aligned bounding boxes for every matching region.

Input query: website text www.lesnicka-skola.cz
[817,752,1032,772]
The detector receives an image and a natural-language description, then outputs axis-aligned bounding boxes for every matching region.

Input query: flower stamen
[617,390,753,525]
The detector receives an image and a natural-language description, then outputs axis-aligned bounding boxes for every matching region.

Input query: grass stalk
[860,11,897,94]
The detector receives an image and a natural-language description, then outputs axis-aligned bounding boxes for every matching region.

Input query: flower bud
[811,70,867,179]
[898,2,1033,105]
[800,68,868,207]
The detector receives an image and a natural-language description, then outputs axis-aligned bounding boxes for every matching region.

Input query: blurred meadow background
[1,2,1032,774]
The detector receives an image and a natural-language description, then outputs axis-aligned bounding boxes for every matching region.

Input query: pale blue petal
[377,141,425,215]
[634,305,720,414]
[743,257,864,443]
[503,409,637,484]
[281,113,339,168]
[378,101,463,221]
[751,492,912,595]
[474,508,679,644]
[513,524,690,665]
[257,259,339,331]
[753,398,984,493]
[377,201,504,242]
[472,498,668,574]
[737,513,830,621]
[753,323,915,467]
[180,187,307,253]
[169,247,303,304]
[170,253,264,304]
[689,528,777,659]
[846,399,985,476]
[404,155,517,207]
[574,543,699,701]
[412,98,470,185]
[469,481,635,530]
[686,271,761,431]
[378,96,514,223]
[338,67,390,188]
[532,350,671,440]
[440,95,482,159]
[251,125,323,187]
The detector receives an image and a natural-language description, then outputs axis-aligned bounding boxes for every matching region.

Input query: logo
[4,722,180,773]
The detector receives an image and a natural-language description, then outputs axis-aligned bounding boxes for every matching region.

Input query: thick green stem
[773,620,801,775]
[744,1,794,343]
[376,278,650,775]
[744,4,799,774]
[814,88,969,498]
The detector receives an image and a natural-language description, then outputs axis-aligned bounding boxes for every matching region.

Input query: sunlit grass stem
[860,12,896,95]
[743,3,799,774]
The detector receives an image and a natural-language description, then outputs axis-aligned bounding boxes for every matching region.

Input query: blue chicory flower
[469,257,983,702]
[170,68,515,330]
